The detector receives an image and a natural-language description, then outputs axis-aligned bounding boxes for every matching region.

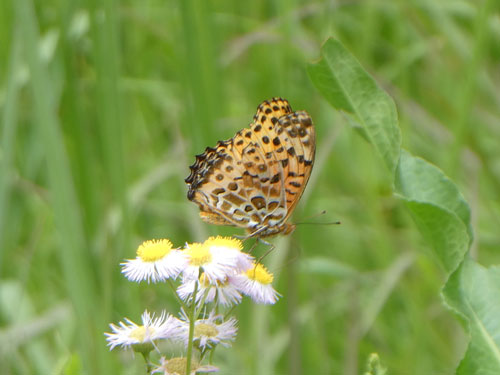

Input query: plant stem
[209,348,215,364]
[167,278,188,310]
[194,288,210,318]
[186,268,200,375]
[224,305,236,320]
[141,352,152,374]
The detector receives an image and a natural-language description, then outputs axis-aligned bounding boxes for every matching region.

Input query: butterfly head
[282,223,296,236]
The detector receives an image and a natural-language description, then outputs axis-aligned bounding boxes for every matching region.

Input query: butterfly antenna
[294,210,341,226]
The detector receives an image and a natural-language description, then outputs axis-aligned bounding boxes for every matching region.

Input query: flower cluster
[121,236,279,305]
[105,236,280,374]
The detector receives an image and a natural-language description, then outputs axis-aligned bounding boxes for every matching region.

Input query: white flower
[177,273,242,307]
[182,237,253,283]
[178,310,238,350]
[105,310,182,352]
[152,357,219,374]
[121,239,188,283]
[203,236,253,272]
[230,262,280,304]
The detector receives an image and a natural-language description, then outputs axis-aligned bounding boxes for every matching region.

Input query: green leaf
[395,150,472,273]
[444,259,500,375]
[308,36,500,375]
[307,38,401,175]
[395,150,472,238]
[402,201,469,274]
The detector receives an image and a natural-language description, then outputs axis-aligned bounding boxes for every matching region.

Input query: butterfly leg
[257,237,273,247]
[246,239,259,254]
[236,226,266,241]
[255,240,276,265]
[246,242,276,279]
[234,233,261,253]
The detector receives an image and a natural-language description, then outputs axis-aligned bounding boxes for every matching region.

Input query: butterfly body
[185,98,315,238]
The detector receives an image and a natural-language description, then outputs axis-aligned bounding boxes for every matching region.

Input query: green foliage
[308,36,500,375]
[308,39,401,175]
[1,0,500,374]
[445,260,500,375]
[396,150,472,273]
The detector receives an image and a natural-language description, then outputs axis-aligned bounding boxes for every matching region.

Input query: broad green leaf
[395,150,472,273]
[308,36,500,375]
[401,200,469,274]
[308,38,401,175]
[396,150,472,239]
[444,260,500,375]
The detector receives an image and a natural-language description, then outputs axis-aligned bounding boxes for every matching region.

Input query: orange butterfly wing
[185,98,315,237]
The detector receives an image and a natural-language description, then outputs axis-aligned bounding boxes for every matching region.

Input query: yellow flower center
[186,243,212,266]
[246,263,274,284]
[166,357,186,374]
[164,357,199,375]
[198,272,227,287]
[130,326,153,342]
[136,239,173,262]
[203,236,243,251]
[194,323,218,338]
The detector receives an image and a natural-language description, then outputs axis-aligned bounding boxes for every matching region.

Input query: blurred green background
[1,0,500,374]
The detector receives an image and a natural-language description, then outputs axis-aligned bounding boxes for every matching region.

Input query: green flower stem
[194,288,211,318]
[167,279,188,311]
[223,305,236,320]
[199,347,208,362]
[209,348,215,365]
[214,289,220,315]
[141,352,152,374]
[185,269,200,375]
[198,346,215,364]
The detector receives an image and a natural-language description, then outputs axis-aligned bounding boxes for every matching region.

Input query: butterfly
[185,97,315,238]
